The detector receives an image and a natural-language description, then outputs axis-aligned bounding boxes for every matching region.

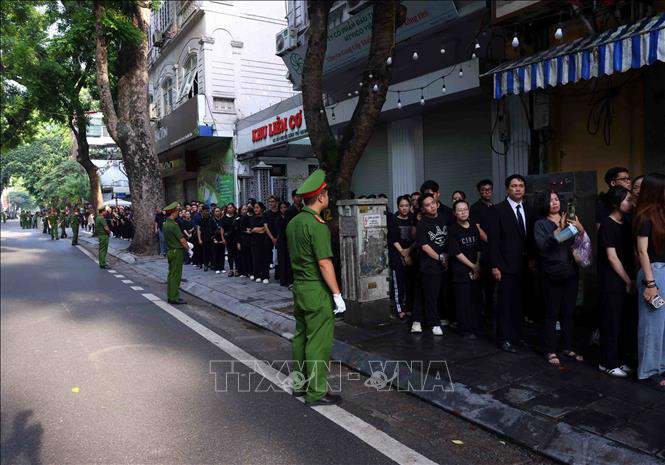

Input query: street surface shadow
[0,410,44,465]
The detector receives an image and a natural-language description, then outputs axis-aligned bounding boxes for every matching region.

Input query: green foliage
[34,159,90,207]
[7,188,37,211]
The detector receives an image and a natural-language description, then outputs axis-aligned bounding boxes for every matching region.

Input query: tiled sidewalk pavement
[79,231,665,465]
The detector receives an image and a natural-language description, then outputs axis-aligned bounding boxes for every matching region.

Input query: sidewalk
[80,231,665,465]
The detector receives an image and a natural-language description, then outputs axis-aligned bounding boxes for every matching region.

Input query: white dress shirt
[507,196,526,235]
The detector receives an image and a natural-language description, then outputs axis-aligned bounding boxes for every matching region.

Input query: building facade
[148,0,296,205]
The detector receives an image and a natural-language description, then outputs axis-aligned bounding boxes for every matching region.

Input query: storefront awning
[485,13,665,100]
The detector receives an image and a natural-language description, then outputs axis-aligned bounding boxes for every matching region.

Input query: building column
[387,116,422,209]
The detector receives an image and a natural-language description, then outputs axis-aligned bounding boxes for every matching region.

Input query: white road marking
[130,286,144,291]
[121,279,134,284]
[75,245,98,265]
[75,243,437,465]
[108,270,117,274]
[114,274,125,278]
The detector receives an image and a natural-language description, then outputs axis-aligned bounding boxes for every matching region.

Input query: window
[178,54,198,102]
[213,97,235,113]
[162,77,174,115]
[270,164,287,177]
[86,118,103,137]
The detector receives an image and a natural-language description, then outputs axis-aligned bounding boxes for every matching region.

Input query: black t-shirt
[469,200,494,231]
[285,204,300,224]
[598,216,635,292]
[221,214,235,241]
[637,218,665,263]
[179,219,194,236]
[251,215,266,245]
[210,217,224,241]
[388,214,415,250]
[264,209,279,237]
[437,203,453,217]
[416,212,451,274]
[155,212,165,230]
[448,222,482,283]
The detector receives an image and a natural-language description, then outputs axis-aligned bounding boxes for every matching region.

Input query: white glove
[187,242,194,258]
[333,293,346,315]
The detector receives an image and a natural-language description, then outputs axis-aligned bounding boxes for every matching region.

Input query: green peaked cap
[163,201,179,212]
[296,169,327,197]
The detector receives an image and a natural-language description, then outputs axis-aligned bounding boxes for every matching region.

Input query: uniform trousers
[496,272,525,344]
[414,271,446,327]
[166,248,183,301]
[542,273,578,354]
[98,234,109,267]
[213,242,226,271]
[71,224,79,245]
[454,280,482,335]
[292,280,335,402]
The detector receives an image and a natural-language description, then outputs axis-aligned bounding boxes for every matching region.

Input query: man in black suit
[490,174,535,353]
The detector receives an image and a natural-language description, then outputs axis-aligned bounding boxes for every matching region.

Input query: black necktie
[516,204,526,238]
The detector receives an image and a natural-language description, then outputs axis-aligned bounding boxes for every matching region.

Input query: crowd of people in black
[386,169,664,391]
[151,168,664,392]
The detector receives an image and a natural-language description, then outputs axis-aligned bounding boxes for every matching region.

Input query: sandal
[641,375,665,392]
[561,350,584,362]
[546,353,560,366]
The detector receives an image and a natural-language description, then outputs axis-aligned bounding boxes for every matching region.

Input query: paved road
[1,221,553,465]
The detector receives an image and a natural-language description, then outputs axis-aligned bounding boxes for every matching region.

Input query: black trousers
[390,256,414,314]
[414,272,446,327]
[479,258,495,314]
[496,272,525,343]
[238,240,252,276]
[226,238,237,271]
[193,240,202,266]
[600,291,634,369]
[213,242,226,271]
[251,238,270,280]
[454,280,482,335]
[202,239,213,268]
[277,238,293,286]
[541,273,578,354]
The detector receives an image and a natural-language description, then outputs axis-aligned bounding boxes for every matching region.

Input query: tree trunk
[70,114,103,213]
[95,0,164,255]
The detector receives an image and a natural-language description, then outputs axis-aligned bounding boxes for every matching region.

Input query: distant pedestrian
[70,207,80,246]
[163,202,189,305]
[96,207,111,268]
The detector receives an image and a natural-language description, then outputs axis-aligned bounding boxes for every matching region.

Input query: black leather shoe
[500,341,517,353]
[292,390,306,398]
[305,393,342,406]
[168,298,187,305]
[181,278,188,282]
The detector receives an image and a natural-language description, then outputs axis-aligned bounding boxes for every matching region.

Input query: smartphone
[650,295,665,310]
[567,201,576,222]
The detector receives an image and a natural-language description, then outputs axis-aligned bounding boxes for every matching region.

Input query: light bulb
[554,27,563,40]
[347,92,352,97]
[475,41,481,50]
[471,52,477,59]
[331,111,336,120]
[354,90,358,95]
[319,109,324,114]
[373,83,379,92]
[412,51,419,60]
[442,83,446,93]
[369,73,373,79]
[386,56,392,65]
[420,96,425,106]
[459,67,463,77]
[359,82,363,87]
[397,99,402,109]
[440,48,446,54]
[512,35,519,48]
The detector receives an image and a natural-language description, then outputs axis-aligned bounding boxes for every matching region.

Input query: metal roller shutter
[351,124,389,197]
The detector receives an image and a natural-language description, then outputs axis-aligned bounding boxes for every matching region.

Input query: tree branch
[94,0,119,141]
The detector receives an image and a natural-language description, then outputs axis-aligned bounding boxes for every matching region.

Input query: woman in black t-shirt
[413,193,451,336]
[250,202,270,283]
[388,195,416,320]
[448,200,482,339]
[633,173,665,391]
[238,204,254,278]
[210,207,226,273]
[221,203,237,276]
[598,186,636,378]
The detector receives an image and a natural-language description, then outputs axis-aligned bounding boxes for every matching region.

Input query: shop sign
[237,105,308,154]
[283,1,459,88]
[252,110,304,143]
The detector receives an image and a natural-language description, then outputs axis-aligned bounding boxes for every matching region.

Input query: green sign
[197,140,235,205]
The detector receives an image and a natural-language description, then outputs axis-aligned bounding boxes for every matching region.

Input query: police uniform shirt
[286,207,333,281]
[163,218,184,251]
[95,215,108,236]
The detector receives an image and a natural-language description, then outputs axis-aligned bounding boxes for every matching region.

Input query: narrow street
[1,221,552,465]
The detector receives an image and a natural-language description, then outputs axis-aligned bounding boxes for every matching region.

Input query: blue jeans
[158,229,166,255]
[637,262,665,380]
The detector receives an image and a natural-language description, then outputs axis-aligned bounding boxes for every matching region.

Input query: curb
[80,240,663,465]
[80,233,136,264]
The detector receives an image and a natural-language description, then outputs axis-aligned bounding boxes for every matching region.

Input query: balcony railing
[177,0,200,30]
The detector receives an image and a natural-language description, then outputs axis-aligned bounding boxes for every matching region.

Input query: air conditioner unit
[153,31,165,48]
[275,28,297,56]
[347,0,369,14]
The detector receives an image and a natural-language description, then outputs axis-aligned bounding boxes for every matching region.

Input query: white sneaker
[250,275,255,280]
[215,270,220,274]
[619,364,634,374]
[411,322,422,333]
[440,319,450,327]
[556,321,561,331]
[432,326,443,336]
[222,270,227,274]
[255,278,262,283]
[262,279,269,284]
[238,275,246,278]
[600,365,628,378]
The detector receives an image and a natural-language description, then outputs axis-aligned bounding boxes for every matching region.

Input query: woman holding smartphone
[634,173,665,391]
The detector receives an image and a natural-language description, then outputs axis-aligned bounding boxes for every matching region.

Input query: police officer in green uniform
[96,207,111,268]
[59,211,68,238]
[48,209,59,240]
[163,202,189,304]
[70,207,80,245]
[286,169,346,406]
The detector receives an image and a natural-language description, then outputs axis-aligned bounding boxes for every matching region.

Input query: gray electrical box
[337,198,391,328]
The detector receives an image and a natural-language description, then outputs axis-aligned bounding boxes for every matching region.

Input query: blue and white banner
[487,14,665,100]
